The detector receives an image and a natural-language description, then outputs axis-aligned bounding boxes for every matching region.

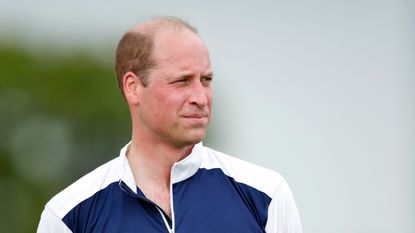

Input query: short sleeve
[265,179,303,233]
[37,206,72,233]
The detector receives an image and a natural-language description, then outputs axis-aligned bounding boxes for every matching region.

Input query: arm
[37,206,72,233]
[265,179,303,233]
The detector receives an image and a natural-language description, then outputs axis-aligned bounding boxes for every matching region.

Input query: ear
[123,71,143,105]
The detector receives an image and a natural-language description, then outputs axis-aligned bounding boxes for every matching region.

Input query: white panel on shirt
[45,157,123,218]
[201,147,284,198]
[200,147,303,233]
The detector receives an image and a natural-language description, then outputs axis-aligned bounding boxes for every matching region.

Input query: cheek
[207,90,213,106]
[152,89,185,114]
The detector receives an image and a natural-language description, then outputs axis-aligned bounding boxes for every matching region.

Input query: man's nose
[189,80,209,107]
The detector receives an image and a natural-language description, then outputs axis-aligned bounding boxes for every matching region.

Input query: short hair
[115,16,198,96]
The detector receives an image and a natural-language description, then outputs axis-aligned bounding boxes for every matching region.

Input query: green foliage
[0,44,130,232]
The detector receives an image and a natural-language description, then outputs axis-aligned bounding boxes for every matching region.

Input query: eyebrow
[174,70,214,78]
[204,71,214,77]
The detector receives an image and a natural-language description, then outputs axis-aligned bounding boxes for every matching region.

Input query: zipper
[119,180,175,233]
[167,164,176,233]
[154,164,176,233]
[170,170,176,233]
[156,207,174,233]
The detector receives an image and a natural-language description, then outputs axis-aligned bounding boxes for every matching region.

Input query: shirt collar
[119,141,138,194]
[171,142,204,184]
[118,141,204,194]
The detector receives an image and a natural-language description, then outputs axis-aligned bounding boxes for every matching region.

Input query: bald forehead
[129,19,203,59]
[152,28,207,58]
[129,17,197,38]
[130,19,209,64]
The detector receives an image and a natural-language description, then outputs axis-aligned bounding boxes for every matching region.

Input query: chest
[64,170,271,233]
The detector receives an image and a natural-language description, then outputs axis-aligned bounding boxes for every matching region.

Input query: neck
[127,133,194,190]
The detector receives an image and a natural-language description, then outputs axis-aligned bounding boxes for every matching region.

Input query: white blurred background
[1,0,413,232]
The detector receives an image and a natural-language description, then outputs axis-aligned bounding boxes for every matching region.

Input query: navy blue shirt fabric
[63,168,271,233]
[37,143,302,233]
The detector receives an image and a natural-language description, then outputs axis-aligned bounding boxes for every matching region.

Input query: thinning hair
[115,16,198,96]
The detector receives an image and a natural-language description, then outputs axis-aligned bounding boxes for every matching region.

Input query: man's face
[136,28,213,148]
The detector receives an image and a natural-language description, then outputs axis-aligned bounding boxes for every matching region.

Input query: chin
[185,135,205,145]
[181,131,206,145]
[170,126,207,147]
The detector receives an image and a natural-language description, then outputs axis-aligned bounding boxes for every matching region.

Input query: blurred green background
[0,42,133,232]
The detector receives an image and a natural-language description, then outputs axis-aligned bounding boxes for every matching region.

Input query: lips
[181,112,209,125]
[183,113,208,118]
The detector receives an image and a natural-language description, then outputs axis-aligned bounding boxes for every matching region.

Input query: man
[37,17,302,233]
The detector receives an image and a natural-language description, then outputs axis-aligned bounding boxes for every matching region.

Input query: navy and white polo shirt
[37,142,302,233]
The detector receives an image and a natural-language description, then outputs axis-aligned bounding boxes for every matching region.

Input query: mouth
[183,113,209,118]
[181,113,209,125]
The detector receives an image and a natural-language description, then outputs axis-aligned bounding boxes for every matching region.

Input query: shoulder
[200,146,285,198]
[45,156,122,219]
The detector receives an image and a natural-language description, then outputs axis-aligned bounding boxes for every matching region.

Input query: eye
[202,76,212,81]
[172,78,189,84]
[201,76,213,86]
